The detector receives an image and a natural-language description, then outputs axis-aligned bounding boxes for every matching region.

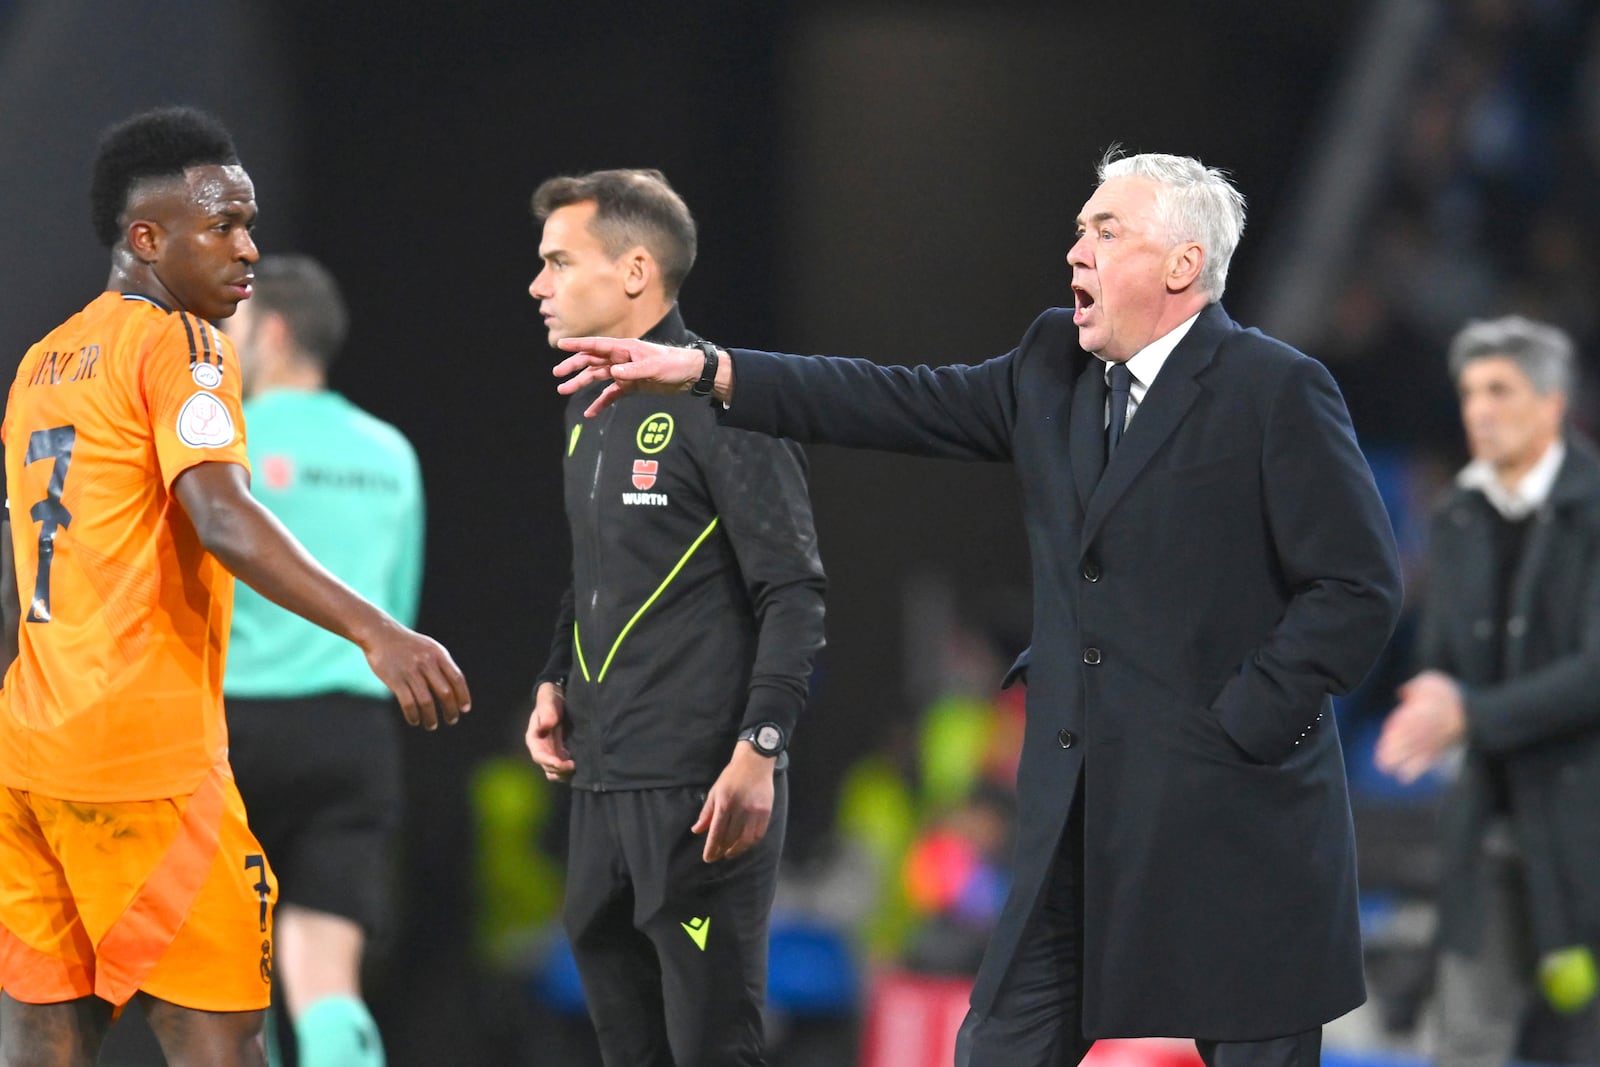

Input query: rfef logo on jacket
[637,413,674,454]
[632,459,658,490]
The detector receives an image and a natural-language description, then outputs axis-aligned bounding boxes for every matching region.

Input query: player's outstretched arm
[173,461,471,729]
[553,337,732,417]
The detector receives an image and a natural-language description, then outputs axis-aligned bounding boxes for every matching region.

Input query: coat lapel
[1081,304,1229,550]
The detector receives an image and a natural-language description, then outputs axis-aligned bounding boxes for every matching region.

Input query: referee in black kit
[523,168,827,1066]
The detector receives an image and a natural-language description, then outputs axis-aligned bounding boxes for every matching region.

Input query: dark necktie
[1107,361,1133,454]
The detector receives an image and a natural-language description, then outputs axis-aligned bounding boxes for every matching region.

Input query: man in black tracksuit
[524,169,826,1066]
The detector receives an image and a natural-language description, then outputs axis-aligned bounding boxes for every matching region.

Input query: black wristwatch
[738,722,785,758]
[688,340,721,397]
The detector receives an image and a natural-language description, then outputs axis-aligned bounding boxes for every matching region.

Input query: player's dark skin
[0,991,266,1067]
[0,166,468,1067]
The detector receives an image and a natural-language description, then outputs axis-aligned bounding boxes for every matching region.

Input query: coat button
[1082,561,1101,582]
[1507,616,1527,638]
[1057,729,1076,749]
[1083,647,1101,665]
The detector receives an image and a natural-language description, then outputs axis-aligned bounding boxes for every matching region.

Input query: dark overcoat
[723,303,1403,1039]
[1417,435,1600,958]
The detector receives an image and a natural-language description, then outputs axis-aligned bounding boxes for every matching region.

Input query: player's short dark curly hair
[90,106,240,247]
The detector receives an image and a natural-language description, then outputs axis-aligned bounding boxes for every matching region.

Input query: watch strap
[689,340,720,397]
[737,721,786,757]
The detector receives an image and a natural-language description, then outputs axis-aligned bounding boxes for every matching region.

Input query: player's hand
[692,742,776,863]
[1374,669,1466,783]
[553,337,705,417]
[361,620,471,730]
[526,682,575,781]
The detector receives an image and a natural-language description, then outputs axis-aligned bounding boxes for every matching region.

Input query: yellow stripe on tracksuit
[572,517,720,684]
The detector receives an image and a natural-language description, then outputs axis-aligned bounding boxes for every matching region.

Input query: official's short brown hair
[532,169,697,300]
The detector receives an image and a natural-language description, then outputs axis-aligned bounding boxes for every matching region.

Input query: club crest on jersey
[637,413,674,454]
[191,362,223,389]
[632,459,659,490]
[177,391,236,448]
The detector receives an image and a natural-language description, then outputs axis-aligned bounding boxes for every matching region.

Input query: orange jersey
[0,291,250,801]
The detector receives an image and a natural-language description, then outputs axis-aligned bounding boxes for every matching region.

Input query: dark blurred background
[3,1,1599,1063]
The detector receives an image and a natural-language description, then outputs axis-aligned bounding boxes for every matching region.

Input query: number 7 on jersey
[23,424,76,623]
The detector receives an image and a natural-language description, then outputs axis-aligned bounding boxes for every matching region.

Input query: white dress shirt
[1098,311,1201,433]
[1456,438,1566,520]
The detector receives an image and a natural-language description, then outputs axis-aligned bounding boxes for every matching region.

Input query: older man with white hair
[552,150,1403,1067]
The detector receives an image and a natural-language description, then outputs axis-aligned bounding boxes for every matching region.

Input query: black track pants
[564,777,788,1067]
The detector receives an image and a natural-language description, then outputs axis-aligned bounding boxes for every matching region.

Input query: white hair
[1097,150,1247,300]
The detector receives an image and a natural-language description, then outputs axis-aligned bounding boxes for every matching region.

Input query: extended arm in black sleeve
[703,426,827,741]
[712,317,1090,465]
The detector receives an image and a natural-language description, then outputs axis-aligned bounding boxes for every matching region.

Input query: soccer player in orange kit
[0,106,470,1067]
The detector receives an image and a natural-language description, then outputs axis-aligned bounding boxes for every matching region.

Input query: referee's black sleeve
[536,584,576,692]
[702,425,826,741]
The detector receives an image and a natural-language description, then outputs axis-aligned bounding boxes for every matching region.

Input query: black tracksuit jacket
[538,307,826,791]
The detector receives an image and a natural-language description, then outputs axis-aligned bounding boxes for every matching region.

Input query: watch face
[756,725,782,753]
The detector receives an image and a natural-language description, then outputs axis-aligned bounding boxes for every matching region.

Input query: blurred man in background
[225,254,425,1067]
[1378,315,1600,1067]
[0,106,466,1067]
[524,168,826,1066]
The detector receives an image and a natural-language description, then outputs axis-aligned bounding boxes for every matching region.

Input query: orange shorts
[0,763,275,1010]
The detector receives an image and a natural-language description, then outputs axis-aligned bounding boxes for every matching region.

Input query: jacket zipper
[583,405,610,788]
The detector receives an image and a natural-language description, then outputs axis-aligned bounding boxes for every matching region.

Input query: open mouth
[1072,286,1095,323]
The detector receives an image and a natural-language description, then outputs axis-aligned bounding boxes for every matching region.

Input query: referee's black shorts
[225,693,402,936]
[564,775,788,1067]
